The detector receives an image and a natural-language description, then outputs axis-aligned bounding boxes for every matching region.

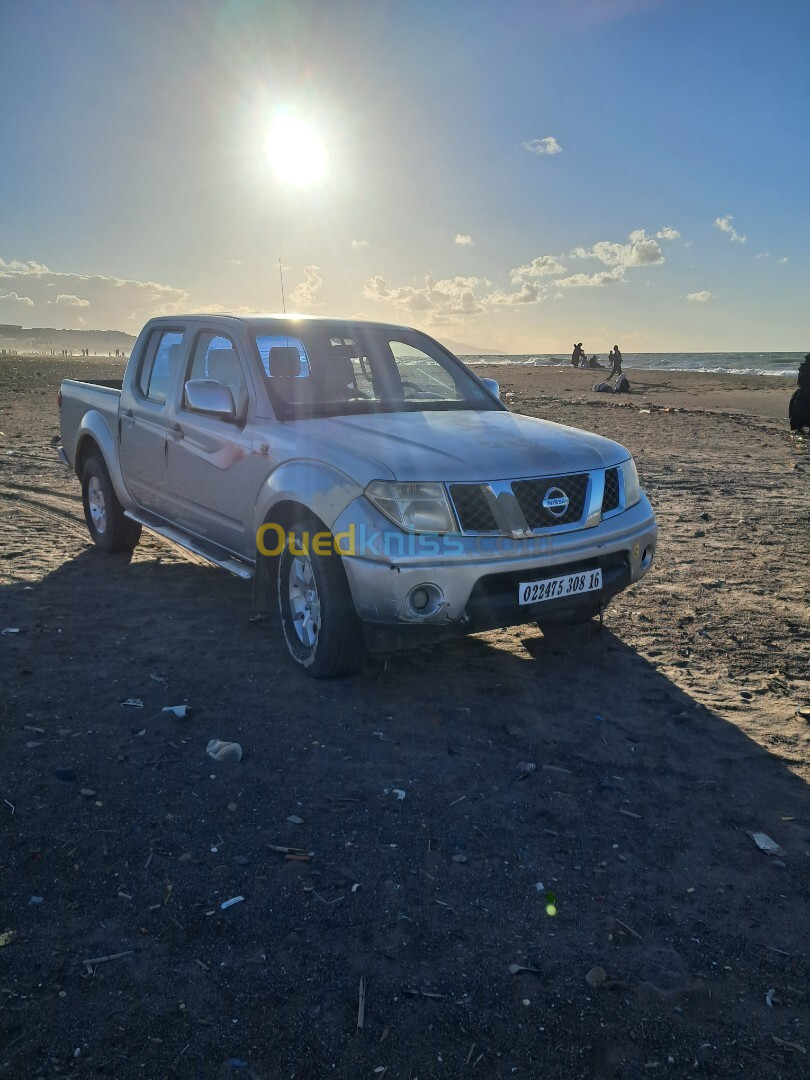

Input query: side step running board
[124,511,254,580]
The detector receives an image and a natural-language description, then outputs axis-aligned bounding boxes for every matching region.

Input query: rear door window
[138,329,184,404]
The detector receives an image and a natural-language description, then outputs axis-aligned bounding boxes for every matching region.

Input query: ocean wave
[461,353,800,378]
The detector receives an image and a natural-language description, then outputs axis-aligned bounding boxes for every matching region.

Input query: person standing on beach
[610,345,623,376]
[789,354,810,433]
[572,343,585,368]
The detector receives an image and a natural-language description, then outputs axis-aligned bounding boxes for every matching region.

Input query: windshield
[250,323,503,420]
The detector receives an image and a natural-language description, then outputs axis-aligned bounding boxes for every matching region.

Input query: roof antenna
[278,258,286,314]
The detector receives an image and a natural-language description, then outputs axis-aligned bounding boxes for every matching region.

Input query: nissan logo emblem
[542,486,569,518]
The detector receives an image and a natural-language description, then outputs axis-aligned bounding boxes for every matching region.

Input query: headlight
[621,458,641,508]
[365,481,457,533]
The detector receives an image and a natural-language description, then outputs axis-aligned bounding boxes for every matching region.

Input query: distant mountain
[0,325,136,355]
[0,323,502,359]
[439,337,500,356]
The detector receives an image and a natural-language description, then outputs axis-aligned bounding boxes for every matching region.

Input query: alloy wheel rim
[88,476,107,534]
[288,552,320,647]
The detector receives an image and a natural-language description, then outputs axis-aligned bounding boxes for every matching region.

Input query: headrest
[319,353,355,395]
[268,346,300,378]
[331,354,355,381]
[167,343,183,369]
[207,348,241,384]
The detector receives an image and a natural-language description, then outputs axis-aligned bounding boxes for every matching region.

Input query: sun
[263,108,328,188]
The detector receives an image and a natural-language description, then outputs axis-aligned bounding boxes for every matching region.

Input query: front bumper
[338,493,657,635]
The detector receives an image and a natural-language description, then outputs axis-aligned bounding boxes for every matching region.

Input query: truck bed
[59,378,123,471]
[64,378,124,391]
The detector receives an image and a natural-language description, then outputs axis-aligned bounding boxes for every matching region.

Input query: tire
[81,453,142,553]
[276,519,365,677]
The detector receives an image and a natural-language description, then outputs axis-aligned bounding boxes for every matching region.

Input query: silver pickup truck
[58,314,657,676]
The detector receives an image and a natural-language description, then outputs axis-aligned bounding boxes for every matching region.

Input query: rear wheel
[277,520,365,678]
[81,453,141,553]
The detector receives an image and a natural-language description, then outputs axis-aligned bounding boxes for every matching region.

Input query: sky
[1,0,808,353]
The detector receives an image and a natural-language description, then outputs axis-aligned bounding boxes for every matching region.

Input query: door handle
[121,409,134,423]
[168,424,184,441]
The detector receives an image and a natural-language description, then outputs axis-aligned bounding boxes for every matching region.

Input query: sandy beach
[475,363,798,421]
[1,356,808,1078]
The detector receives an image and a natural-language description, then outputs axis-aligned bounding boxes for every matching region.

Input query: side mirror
[481,377,500,400]
[184,379,237,420]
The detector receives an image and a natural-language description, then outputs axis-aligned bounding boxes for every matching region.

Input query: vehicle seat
[146,343,183,402]
[267,346,301,378]
[317,353,356,400]
[167,343,183,373]
[206,348,248,418]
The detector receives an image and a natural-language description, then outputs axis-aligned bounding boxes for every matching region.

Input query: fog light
[406,583,444,617]
[641,544,654,570]
[411,588,429,610]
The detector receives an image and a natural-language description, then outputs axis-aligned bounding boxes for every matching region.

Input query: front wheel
[277,522,365,678]
[81,453,141,553]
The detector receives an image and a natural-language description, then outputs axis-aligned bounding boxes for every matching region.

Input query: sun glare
[263,109,328,188]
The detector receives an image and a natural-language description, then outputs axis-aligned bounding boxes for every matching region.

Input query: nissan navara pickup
[58,315,657,677]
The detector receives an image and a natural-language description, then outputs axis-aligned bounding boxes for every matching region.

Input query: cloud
[362,274,489,319]
[487,282,547,306]
[777,256,788,264]
[510,255,567,281]
[756,252,770,259]
[191,302,256,316]
[454,234,474,246]
[289,265,322,308]
[556,267,626,288]
[0,258,49,278]
[572,229,664,268]
[0,290,34,307]
[686,290,713,302]
[53,293,90,308]
[351,239,369,248]
[522,136,562,155]
[714,215,746,243]
[0,255,188,331]
[656,226,680,240]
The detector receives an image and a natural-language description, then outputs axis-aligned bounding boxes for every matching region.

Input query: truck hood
[291,409,630,483]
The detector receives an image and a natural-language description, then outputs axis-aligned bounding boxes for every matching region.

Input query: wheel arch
[252,499,329,614]
[74,412,130,505]
[252,461,363,541]
[251,462,363,615]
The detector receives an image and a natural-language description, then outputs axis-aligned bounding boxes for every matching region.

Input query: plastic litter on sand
[206,740,243,763]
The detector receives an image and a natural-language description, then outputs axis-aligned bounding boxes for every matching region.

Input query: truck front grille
[448,471,596,534]
[449,483,499,533]
[511,473,589,529]
[602,467,620,513]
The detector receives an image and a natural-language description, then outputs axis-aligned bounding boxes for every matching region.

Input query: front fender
[251,460,364,615]
[253,459,364,538]
[75,411,132,508]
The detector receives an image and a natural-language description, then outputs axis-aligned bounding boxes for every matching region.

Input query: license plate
[518,568,602,606]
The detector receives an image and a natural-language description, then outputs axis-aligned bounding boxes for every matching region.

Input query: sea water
[461,352,803,378]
